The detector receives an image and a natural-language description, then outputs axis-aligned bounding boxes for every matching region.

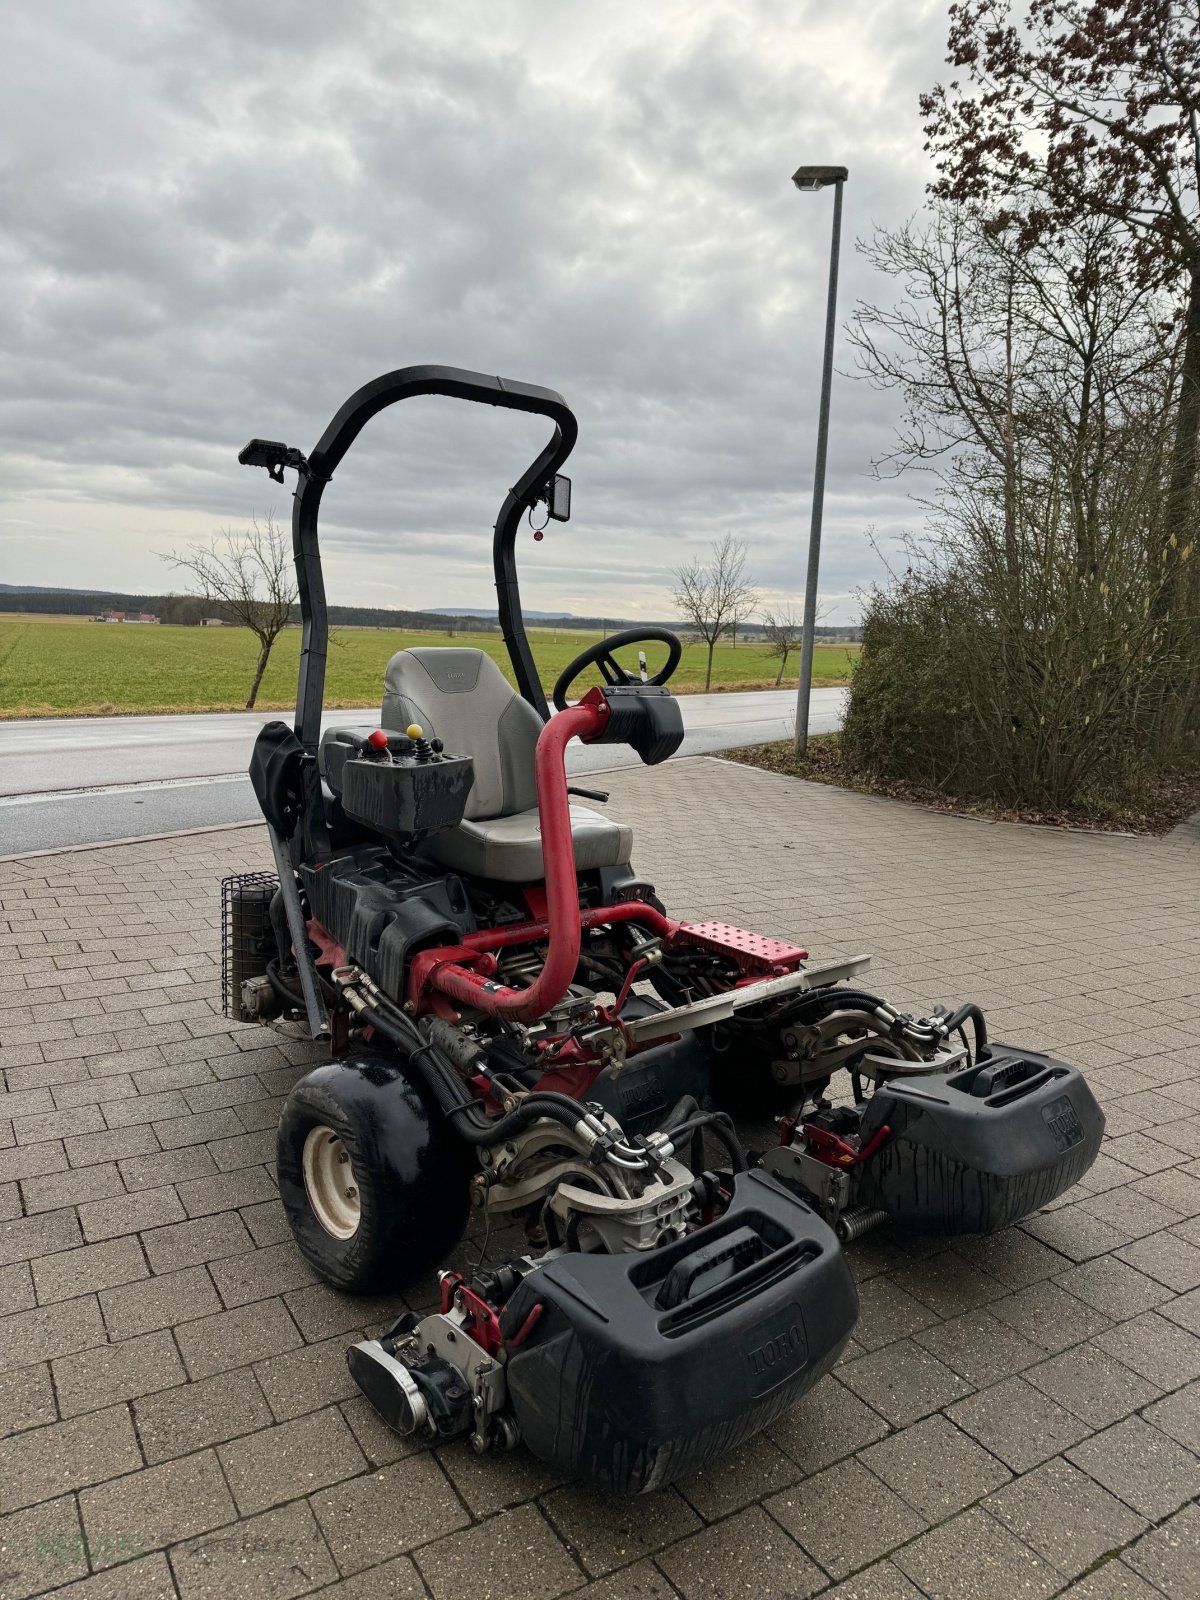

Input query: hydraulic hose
[351,991,655,1159]
[788,987,987,1055]
[661,1112,748,1173]
[938,1002,988,1057]
[266,958,306,1013]
[426,699,608,1022]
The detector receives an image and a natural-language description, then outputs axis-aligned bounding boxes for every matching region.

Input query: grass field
[0,615,858,718]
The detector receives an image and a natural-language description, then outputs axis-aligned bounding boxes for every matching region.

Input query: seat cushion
[427,804,632,883]
[382,649,542,821]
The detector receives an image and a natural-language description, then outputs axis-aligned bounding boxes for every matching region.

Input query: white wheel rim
[302,1124,361,1240]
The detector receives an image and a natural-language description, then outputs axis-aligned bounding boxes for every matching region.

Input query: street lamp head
[792,164,848,192]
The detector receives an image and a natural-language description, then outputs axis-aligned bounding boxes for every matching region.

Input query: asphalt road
[0,687,847,856]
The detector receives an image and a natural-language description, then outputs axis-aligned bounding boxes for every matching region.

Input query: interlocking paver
[207,1238,315,1308]
[307,1555,428,1598]
[0,1404,141,1513]
[853,1277,942,1350]
[0,1259,35,1315]
[170,1502,337,1600]
[35,1553,180,1598]
[139,1212,254,1275]
[173,1166,276,1218]
[1092,1307,1200,1388]
[1025,1341,1162,1428]
[893,1505,1059,1599]
[677,1435,800,1520]
[51,1329,186,1417]
[656,1503,824,1599]
[252,1331,363,1422]
[1067,1413,1200,1518]
[766,1374,890,1473]
[988,1279,1113,1352]
[412,1502,580,1600]
[0,1361,58,1435]
[766,1455,928,1579]
[820,1565,927,1600]
[20,1162,125,1215]
[838,1339,973,1426]
[311,1457,471,1575]
[1141,1376,1200,1450]
[77,1185,185,1242]
[948,1374,1090,1472]
[78,1450,237,1566]
[4,760,1200,1600]
[0,1141,69,1183]
[99,1264,220,1339]
[912,1306,1045,1388]
[1054,1255,1174,1319]
[133,1367,272,1464]
[0,1494,90,1599]
[175,1296,302,1380]
[1123,1501,1200,1597]
[860,1413,1010,1519]
[541,1482,700,1575]
[983,1456,1147,1578]
[1116,1228,1200,1289]
[63,1124,160,1168]
[0,1293,107,1367]
[118,1146,218,1193]
[32,1236,147,1306]
[339,1395,422,1470]
[0,1209,82,1270]
[216,1405,367,1515]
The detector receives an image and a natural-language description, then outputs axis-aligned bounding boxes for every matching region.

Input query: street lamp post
[791,163,848,754]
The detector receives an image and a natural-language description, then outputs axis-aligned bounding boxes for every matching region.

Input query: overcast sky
[1,0,948,623]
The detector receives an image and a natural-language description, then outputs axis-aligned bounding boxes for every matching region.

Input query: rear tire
[277,1053,472,1294]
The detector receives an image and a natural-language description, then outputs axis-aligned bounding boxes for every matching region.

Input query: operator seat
[371,647,631,882]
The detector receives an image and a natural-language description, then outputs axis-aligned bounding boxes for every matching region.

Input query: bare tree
[163,515,297,709]
[921,0,1200,612]
[760,604,804,686]
[672,535,757,691]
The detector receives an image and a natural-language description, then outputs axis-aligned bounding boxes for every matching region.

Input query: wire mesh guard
[220,871,278,1019]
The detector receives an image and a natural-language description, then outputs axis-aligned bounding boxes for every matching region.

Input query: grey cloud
[1,0,949,620]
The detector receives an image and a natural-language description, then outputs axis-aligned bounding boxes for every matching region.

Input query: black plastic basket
[220,871,279,1019]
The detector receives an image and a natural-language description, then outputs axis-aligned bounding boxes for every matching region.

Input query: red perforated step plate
[670,920,808,977]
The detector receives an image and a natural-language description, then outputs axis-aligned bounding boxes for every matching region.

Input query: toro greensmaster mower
[224,364,1103,1494]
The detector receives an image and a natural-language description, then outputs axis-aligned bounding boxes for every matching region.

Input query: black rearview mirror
[548,474,571,522]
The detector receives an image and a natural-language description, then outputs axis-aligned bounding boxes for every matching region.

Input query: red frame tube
[458,900,677,953]
[427,699,610,1022]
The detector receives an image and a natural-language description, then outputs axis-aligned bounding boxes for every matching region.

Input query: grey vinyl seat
[370,647,632,883]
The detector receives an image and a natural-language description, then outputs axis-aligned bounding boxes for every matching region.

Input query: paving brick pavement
[1,755,1198,1600]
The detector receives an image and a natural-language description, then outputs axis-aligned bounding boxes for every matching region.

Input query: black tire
[277,1052,473,1294]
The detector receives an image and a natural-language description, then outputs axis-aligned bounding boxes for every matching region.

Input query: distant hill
[1,586,859,640]
[0,583,104,594]
[425,607,582,621]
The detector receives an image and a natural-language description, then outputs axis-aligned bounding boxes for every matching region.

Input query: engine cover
[499,1170,858,1493]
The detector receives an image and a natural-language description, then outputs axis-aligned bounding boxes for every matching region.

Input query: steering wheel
[552,627,683,711]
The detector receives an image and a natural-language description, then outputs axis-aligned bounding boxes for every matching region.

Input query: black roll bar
[287,364,578,753]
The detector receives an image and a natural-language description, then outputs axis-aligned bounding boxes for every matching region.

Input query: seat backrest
[381,648,543,821]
